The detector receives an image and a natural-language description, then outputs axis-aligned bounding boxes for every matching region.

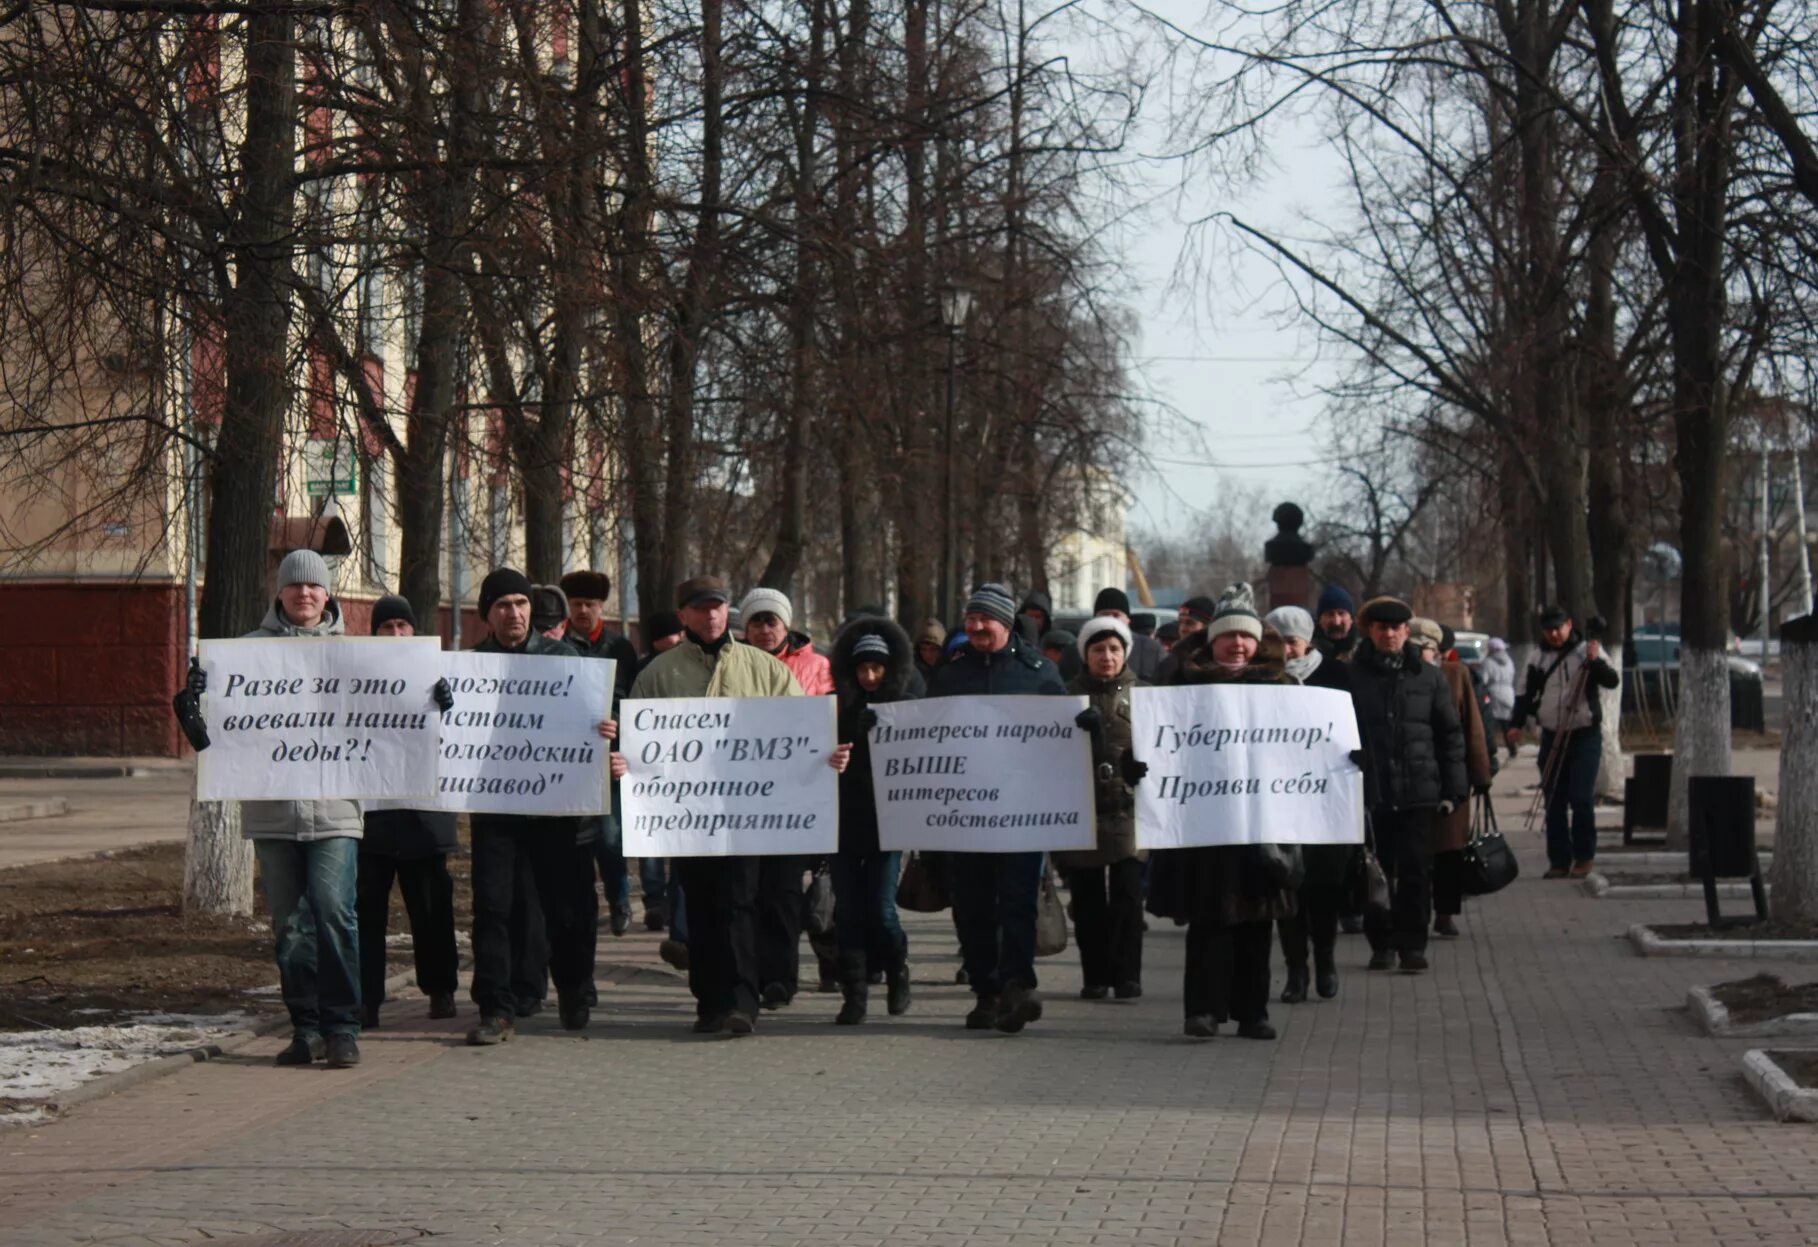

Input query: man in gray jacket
[176,548,366,1069]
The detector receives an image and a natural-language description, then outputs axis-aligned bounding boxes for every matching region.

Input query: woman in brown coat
[1145,585,1297,1040]
[1054,617,1147,1000]
[1411,620,1494,937]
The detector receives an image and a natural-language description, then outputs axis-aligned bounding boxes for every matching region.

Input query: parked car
[1451,630,1490,667]
[1623,623,1764,730]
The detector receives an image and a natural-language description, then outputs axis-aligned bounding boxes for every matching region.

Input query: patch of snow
[0,1011,261,1125]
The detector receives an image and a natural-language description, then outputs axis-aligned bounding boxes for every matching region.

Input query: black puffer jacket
[1348,640,1467,811]
[832,617,918,857]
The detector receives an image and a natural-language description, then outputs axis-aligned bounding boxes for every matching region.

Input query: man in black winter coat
[1347,596,1467,973]
[465,568,625,1046]
[359,595,461,1029]
[928,582,1069,1034]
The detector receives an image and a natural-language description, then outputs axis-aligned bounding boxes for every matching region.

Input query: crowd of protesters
[173,551,1604,1066]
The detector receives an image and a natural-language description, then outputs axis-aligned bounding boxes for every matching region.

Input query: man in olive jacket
[1347,596,1467,973]
[630,576,804,1035]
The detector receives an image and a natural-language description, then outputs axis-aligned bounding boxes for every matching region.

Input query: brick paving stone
[5,753,1818,1245]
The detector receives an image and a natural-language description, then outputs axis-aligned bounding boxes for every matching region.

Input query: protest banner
[1131,684,1364,849]
[619,696,839,856]
[869,695,1096,853]
[432,651,612,815]
[195,637,442,801]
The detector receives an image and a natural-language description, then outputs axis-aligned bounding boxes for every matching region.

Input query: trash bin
[1687,775,1757,878]
[1730,667,1765,732]
[1627,753,1672,830]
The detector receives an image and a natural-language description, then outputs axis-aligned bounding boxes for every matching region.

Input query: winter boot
[885,961,913,1016]
[1280,964,1309,1004]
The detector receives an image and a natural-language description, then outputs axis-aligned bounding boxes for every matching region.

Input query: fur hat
[1077,616,1132,658]
[559,570,611,602]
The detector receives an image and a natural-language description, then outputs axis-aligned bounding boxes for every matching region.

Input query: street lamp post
[939,284,974,625]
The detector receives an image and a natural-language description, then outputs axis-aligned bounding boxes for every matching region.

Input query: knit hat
[1040,629,1076,653]
[1077,616,1132,658]
[1093,587,1132,616]
[1206,583,1263,641]
[645,610,683,642]
[1180,595,1217,623]
[531,584,569,633]
[915,618,947,648]
[739,587,794,629]
[1488,637,1508,654]
[1316,584,1358,619]
[1263,605,1315,643]
[559,570,610,602]
[675,576,729,608]
[852,632,892,662]
[1409,617,1443,650]
[370,594,416,634]
[1131,612,1156,635]
[1439,624,1456,654]
[276,548,331,590]
[479,567,535,618]
[1157,620,1180,643]
[964,582,1018,628]
[1359,595,1412,625]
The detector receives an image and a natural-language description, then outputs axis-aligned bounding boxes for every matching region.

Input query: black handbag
[802,860,836,937]
[1249,842,1305,892]
[895,851,950,913]
[1461,793,1520,896]
[1348,817,1392,916]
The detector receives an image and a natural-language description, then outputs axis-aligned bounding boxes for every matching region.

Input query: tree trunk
[1767,615,1818,919]
[183,800,251,917]
[190,9,295,916]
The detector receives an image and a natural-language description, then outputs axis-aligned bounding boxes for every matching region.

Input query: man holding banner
[464,568,626,1046]
[926,582,1071,1034]
[630,576,816,1036]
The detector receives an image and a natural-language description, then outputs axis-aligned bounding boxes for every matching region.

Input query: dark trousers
[830,850,907,981]
[1064,859,1145,989]
[950,851,1045,996]
[355,852,459,1011]
[470,817,597,1019]
[1539,727,1602,868]
[1365,808,1435,955]
[1432,850,1465,918]
[509,856,549,1009]
[1184,920,1271,1024]
[755,856,807,999]
[1277,882,1344,972]
[674,856,760,1019]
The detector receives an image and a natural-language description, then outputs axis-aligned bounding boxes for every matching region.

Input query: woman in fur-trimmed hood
[827,615,918,1024]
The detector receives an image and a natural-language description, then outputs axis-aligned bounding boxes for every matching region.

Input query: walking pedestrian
[465,568,626,1047]
[630,577,849,1035]
[1263,606,1357,1003]
[1347,597,1467,974]
[1146,585,1296,1039]
[1481,637,1518,758]
[1053,617,1147,1002]
[828,617,917,1024]
[927,582,1070,1033]
[1509,606,1620,879]
[357,595,460,1028]
[1412,620,1494,938]
[171,550,373,1068]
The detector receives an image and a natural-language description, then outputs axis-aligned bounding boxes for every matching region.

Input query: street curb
[0,798,69,823]
[1587,872,1762,900]
[1743,1049,1818,1122]
[1689,984,1818,1038]
[1628,923,1818,960]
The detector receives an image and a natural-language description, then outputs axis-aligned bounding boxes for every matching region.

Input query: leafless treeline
[0,0,1147,636]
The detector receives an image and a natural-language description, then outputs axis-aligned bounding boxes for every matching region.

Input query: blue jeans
[254,837,362,1036]
[1538,727,1602,868]
[950,851,1045,995]
[830,850,906,976]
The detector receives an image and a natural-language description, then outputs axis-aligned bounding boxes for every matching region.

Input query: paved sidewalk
[0,763,191,870]
[3,758,1815,1246]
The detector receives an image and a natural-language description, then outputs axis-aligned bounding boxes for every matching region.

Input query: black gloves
[1472,783,1491,797]
[1075,707,1102,734]
[172,658,210,751]
[433,677,455,712]
[859,708,879,733]
[1349,749,1367,770]
[1119,752,1148,785]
